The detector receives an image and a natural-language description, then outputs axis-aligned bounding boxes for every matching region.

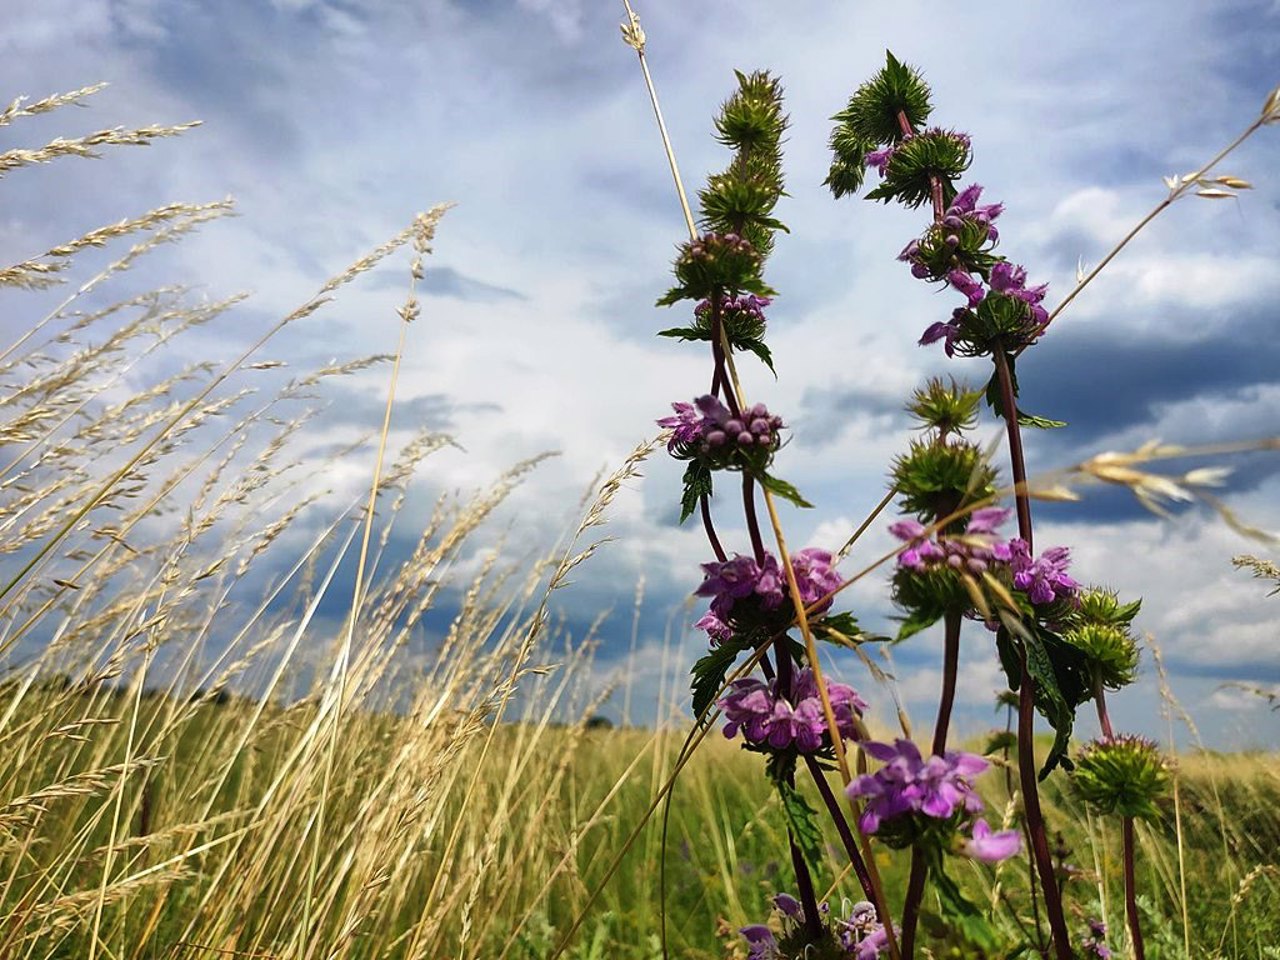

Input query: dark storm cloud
[1016,306,1280,450]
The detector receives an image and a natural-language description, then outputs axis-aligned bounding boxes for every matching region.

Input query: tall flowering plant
[616,16,1274,956]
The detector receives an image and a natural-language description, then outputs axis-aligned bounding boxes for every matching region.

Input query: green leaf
[778,780,824,871]
[929,857,1000,951]
[736,336,777,376]
[1017,412,1067,429]
[1115,598,1143,624]
[758,472,813,509]
[656,326,710,342]
[813,610,862,643]
[894,607,942,643]
[679,461,713,525]
[690,639,745,722]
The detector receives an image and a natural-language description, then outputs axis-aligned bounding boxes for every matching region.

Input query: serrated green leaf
[1115,598,1143,623]
[778,780,824,871]
[656,326,711,342]
[1017,412,1067,429]
[737,337,777,376]
[815,610,861,639]
[679,461,713,525]
[656,287,689,308]
[863,182,897,204]
[690,639,745,722]
[759,472,813,509]
[895,607,942,643]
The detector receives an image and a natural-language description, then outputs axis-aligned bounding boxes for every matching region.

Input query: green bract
[1073,736,1171,821]
[907,377,983,437]
[1064,622,1140,690]
[826,51,932,198]
[892,565,973,627]
[891,439,996,521]
[910,220,1000,282]
[1074,587,1143,628]
[702,70,788,260]
[864,128,971,209]
[657,233,772,306]
[950,293,1044,357]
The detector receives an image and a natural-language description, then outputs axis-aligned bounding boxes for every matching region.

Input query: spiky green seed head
[1073,735,1171,821]
[864,128,971,210]
[907,377,983,437]
[657,233,774,307]
[1073,587,1142,628]
[1064,622,1140,690]
[891,438,996,521]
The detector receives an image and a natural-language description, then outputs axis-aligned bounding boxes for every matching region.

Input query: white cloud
[4,0,1277,747]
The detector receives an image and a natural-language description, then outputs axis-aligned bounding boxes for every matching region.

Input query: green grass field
[1,678,1276,959]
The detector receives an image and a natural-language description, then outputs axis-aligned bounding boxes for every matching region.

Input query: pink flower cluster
[694,548,843,643]
[741,893,892,960]
[719,668,866,753]
[890,507,1079,607]
[658,395,784,461]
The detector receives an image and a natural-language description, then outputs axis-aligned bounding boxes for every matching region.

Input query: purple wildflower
[990,260,1050,328]
[695,292,772,326]
[846,739,987,833]
[946,269,985,308]
[772,893,803,919]
[918,316,962,356]
[865,145,894,175]
[963,819,1023,862]
[1008,539,1079,605]
[789,547,844,614]
[889,507,1013,576]
[694,610,733,645]
[1081,919,1112,959]
[834,900,893,960]
[740,924,779,960]
[657,401,703,452]
[719,668,865,753]
[696,552,785,622]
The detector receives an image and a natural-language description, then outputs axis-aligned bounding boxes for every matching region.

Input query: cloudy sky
[2,0,1278,747]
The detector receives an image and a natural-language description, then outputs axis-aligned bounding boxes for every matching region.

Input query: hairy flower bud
[1064,622,1139,690]
[1073,735,1171,821]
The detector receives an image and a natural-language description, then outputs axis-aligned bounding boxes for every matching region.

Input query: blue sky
[2,0,1278,747]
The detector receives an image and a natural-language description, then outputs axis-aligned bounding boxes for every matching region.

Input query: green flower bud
[827,51,932,200]
[892,564,972,620]
[1073,735,1171,821]
[891,438,996,521]
[906,377,983,437]
[657,232,774,307]
[1064,622,1139,690]
[1073,587,1142,628]
[864,127,971,210]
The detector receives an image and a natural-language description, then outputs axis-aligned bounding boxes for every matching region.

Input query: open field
[1,679,1277,959]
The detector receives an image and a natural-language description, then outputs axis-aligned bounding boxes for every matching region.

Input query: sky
[1,0,1278,748]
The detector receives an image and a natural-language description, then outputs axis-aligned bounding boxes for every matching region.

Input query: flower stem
[992,348,1032,547]
[899,609,964,954]
[789,832,824,941]
[743,474,767,566]
[700,493,726,563]
[1123,817,1145,960]
[993,342,1073,955]
[933,611,962,755]
[1017,648,1075,960]
[1094,677,1115,739]
[803,754,877,902]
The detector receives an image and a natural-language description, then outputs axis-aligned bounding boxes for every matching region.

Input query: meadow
[2,23,1280,960]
